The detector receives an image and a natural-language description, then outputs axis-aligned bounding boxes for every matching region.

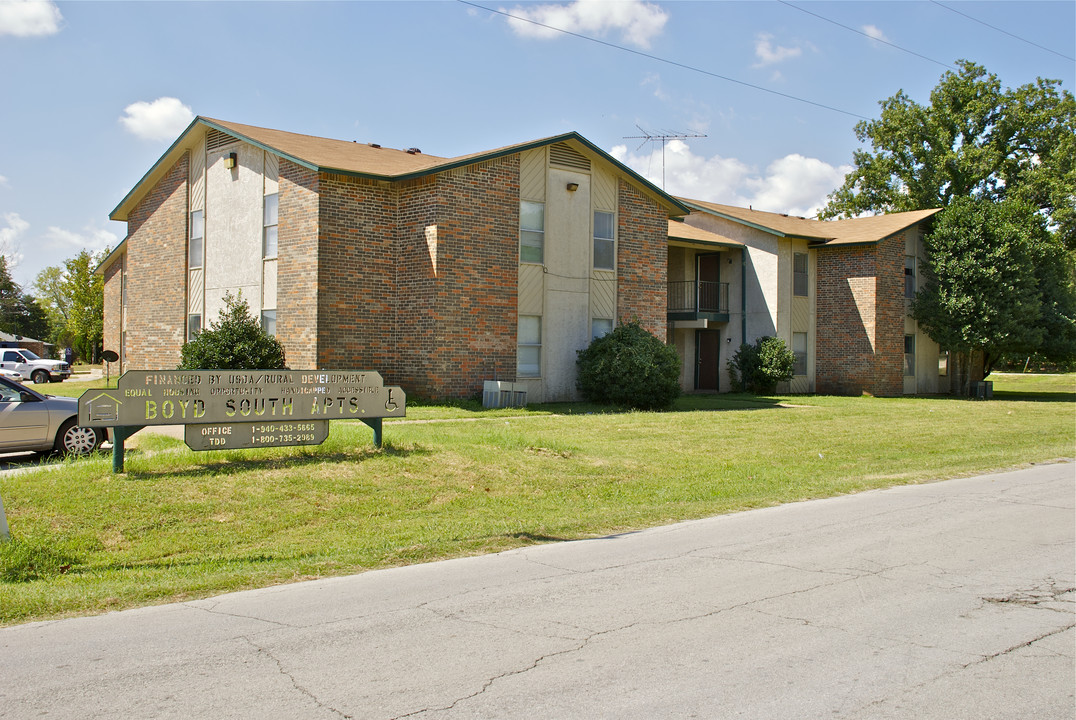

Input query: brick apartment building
[99,118,687,402]
[100,118,947,400]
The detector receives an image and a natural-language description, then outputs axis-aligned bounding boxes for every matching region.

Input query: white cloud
[611,142,850,218]
[861,24,888,42]
[119,97,194,141]
[0,0,62,37]
[502,0,668,49]
[44,224,118,253]
[0,173,9,187]
[0,212,29,268]
[753,33,801,67]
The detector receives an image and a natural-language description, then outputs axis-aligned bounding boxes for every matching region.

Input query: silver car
[0,376,104,455]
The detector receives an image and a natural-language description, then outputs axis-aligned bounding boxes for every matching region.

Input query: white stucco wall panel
[204,141,264,322]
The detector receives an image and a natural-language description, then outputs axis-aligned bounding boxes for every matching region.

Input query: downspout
[740,247,747,345]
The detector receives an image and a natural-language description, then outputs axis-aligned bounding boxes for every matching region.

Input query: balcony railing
[668,280,729,315]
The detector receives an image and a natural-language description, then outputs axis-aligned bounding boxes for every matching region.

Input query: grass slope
[1,376,1072,625]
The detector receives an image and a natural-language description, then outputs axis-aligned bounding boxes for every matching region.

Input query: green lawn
[2,378,1072,626]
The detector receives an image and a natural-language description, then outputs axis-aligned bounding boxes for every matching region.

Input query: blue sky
[1,0,1073,288]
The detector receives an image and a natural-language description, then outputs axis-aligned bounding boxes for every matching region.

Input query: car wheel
[32,370,49,384]
[54,418,102,456]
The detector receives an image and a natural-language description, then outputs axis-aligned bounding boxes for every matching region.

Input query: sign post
[78,370,406,472]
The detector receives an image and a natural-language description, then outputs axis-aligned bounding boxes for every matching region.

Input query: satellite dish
[101,350,119,363]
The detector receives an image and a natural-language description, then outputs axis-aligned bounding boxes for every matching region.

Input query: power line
[778,1,955,71]
[930,0,1075,63]
[457,0,870,121]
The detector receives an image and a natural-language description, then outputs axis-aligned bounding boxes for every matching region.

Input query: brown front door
[697,330,720,391]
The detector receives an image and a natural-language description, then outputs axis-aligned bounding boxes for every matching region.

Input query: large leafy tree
[823,60,1076,389]
[822,60,1076,250]
[912,198,1076,394]
[32,264,73,347]
[64,250,106,363]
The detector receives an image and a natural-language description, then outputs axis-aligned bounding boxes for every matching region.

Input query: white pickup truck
[0,348,72,384]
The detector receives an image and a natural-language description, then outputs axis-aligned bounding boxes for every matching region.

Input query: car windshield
[20,349,41,360]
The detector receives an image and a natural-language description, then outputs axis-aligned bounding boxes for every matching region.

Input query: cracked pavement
[0,462,1072,719]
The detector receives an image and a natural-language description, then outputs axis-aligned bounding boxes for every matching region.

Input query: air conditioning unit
[482,381,527,409]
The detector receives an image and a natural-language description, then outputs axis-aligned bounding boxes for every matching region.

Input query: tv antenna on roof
[623,126,707,190]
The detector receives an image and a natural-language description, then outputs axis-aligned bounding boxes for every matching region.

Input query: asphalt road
[1,462,1072,719]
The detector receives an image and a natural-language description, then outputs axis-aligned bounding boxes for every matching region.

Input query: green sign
[78,370,406,428]
[184,420,330,451]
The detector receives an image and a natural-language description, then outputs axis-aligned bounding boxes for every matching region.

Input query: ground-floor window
[188,314,201,342]
[592,318,613,341]
[261,310,277,336]
[517,315,541,377]
[904,335,916,376]
[792,332,807,375]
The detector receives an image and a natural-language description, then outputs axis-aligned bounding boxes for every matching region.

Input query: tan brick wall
[277,159,320,369]
[616,180,668,340]
[123,154,189,371]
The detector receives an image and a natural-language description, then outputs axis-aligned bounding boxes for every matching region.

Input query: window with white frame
[793,253,808,296]
[188,313,201,342]
[904,256,916,299]
[593,211,615,270]
[938,350,948,376]
[517,315,541,377]
[263,193,279,258]
[520,201,544,264]
[189,210,204,268]
[261,309,277,336]
[904,334,916,376]
[592,318,613,341]
[792,332,807,375]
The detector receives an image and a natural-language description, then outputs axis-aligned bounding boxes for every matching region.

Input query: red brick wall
[315,173,396,374]
[277,159,319,369]
[617,180,668,340]
[395,158,519,398]
[123,154,188,371]
[101,253,122,368]
[873,233,906,395]
[815,238,903,396]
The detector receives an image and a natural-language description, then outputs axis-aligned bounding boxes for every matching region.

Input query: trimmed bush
[576,321,681,410]
[179,293,286,370]
[727,336,795,394]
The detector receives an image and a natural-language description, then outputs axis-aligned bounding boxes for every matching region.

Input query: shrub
[179,293,286,370]
[576,320,681,410]
[727,336,795,394]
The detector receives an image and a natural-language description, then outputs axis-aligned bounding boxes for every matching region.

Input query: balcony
[668,280,730,322]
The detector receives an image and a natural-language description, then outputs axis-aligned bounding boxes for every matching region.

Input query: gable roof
[678,197,940,247]
[110,117,688,222]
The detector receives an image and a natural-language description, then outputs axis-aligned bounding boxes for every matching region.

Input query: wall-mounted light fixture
[224,152,238,170]
[566,182,579,192]
[727,336,733,343]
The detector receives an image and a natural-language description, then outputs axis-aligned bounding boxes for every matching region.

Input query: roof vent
[405,147,422,154]
[550,142,590,171]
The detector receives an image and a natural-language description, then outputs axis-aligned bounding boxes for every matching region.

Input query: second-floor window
[263,193,279,258]
[593,211,615,270]
[793,253,808,296]
[905,256,916,299]
[189,210,204,268]
[520,201,544,264]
